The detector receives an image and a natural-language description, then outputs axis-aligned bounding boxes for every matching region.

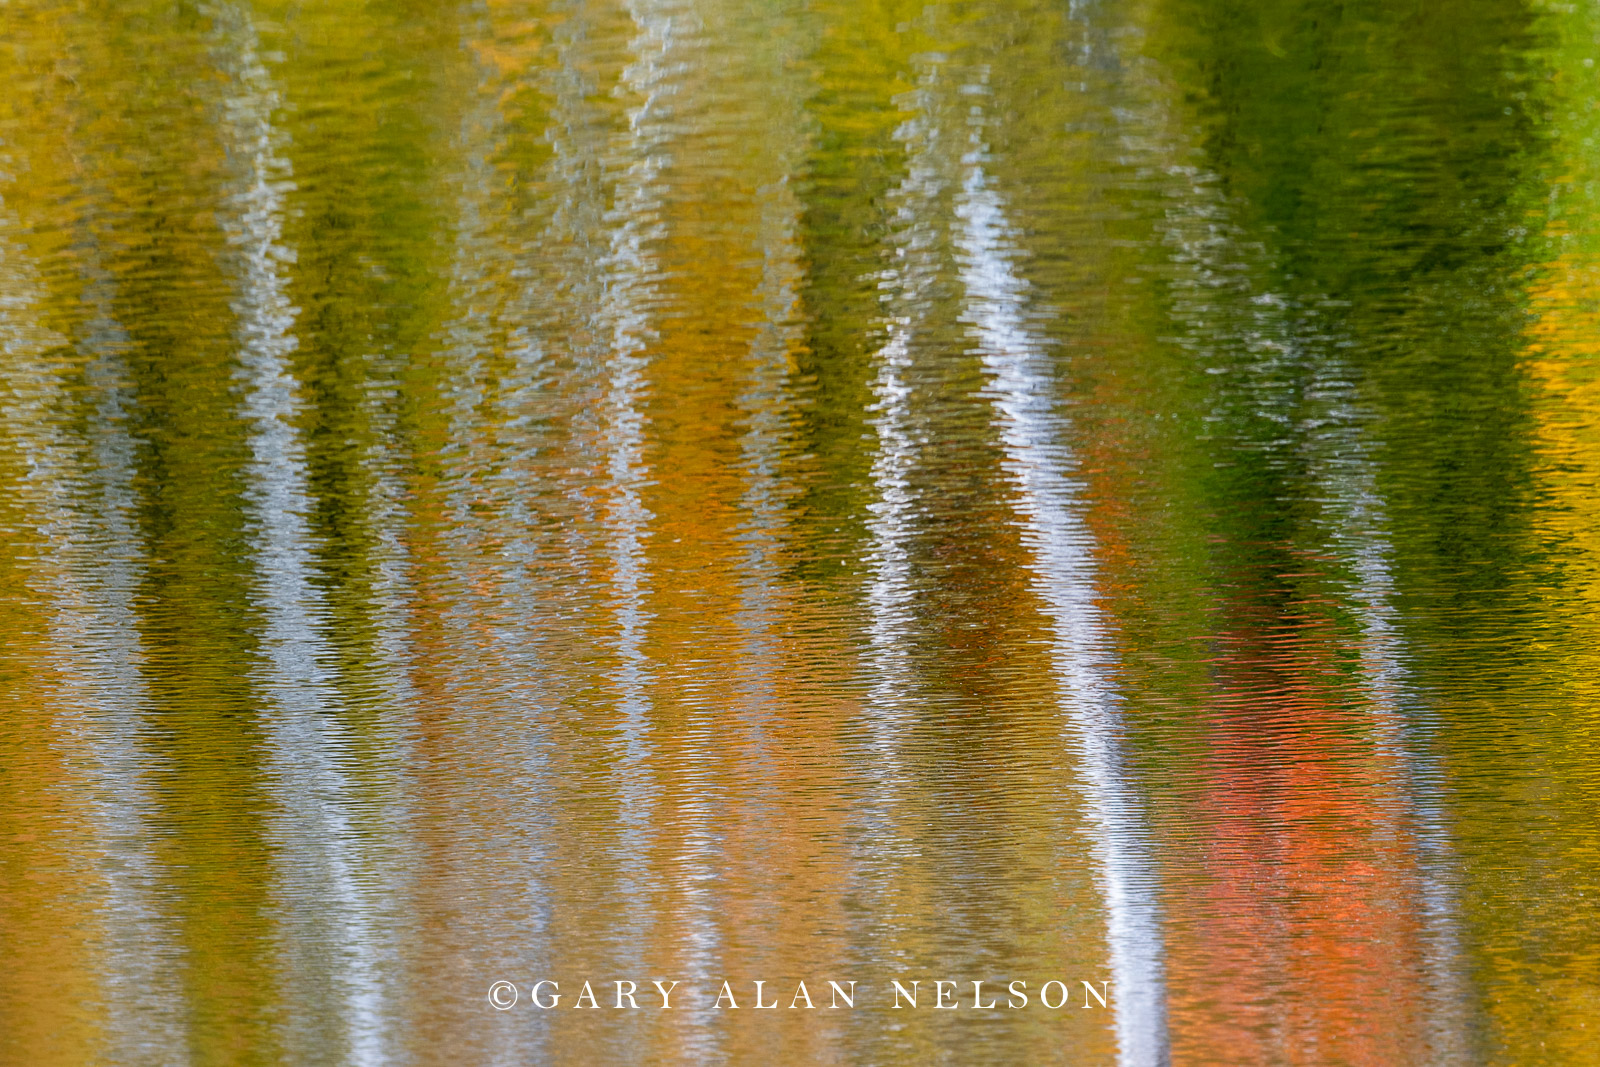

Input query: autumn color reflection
[3,0,1599,1064]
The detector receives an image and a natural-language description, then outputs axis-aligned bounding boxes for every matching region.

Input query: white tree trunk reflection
[956,79,1171,1067]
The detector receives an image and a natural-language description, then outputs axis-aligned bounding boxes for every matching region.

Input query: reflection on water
[957,72,1168,1062]
[3,0,1600,1063]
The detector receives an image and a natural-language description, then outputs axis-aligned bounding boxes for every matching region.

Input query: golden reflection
[2,0,1599,1064]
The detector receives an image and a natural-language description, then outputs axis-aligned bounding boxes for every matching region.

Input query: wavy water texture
[956,85,1169,1067]
[2,1,1597,1064]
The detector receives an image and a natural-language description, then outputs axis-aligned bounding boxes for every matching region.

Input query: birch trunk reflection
[213,9,398,1062]
[957,80,1170,1067]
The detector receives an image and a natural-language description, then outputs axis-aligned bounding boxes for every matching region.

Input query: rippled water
[3,1,1600,1064]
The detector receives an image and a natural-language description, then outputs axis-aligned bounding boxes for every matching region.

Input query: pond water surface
[2,0,1599,1064]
